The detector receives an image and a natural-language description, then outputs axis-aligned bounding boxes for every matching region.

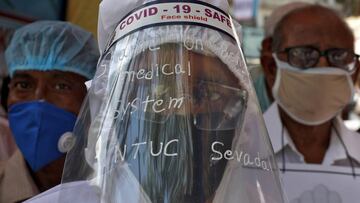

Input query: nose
[34,81,47,100]
[316,55,330,67]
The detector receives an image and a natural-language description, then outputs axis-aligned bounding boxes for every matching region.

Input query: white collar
[264,103,360,164]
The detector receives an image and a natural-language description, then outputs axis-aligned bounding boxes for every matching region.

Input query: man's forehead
[283,25,353,49]
[13,70,86,81]
[280,7,354,50]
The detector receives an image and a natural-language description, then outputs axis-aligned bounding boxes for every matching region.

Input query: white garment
[24,181,100,203]
[24,163,152,203]
[264,103,360,166]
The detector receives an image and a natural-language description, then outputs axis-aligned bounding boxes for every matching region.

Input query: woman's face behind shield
[94,43,248,202]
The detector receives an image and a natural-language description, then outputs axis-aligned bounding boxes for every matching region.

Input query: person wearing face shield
[0,21,99,202]
[25,1,287,203]
[262,4,360,201]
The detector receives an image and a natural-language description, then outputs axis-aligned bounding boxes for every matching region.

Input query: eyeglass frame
[277,46,360,73]
[118,80,248,130]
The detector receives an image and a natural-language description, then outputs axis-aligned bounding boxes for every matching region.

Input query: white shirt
[264,103,360,166]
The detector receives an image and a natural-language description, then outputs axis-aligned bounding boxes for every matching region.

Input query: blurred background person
[265,4,360,166]
[259,5,360,201]
[233,0,360,120]
[0,20,98,202]
[252,2,310,113]
[260,5,360,200]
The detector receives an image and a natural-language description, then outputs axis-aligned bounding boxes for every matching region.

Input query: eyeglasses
[278,46,360,73]
[116,80,248,130]
[193,81,248,130]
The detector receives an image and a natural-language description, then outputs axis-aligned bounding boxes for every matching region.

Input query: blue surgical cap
[5,21,99,79]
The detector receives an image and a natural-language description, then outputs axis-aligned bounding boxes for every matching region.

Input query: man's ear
[260,37,277,100]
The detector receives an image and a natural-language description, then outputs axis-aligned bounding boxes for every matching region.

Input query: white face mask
[272,54,354,126]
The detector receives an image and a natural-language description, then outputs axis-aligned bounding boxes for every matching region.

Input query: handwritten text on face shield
[113,96,185,120]
[121,62,191,82]
[211,142,274,171]
[112,140,273,172]
[103,30,271,172]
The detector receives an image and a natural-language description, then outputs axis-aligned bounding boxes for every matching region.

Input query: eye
[54,83,71,91]
[328,49,354,67]
[291,49,305,57]
[11,81,33,91]
[288,47,319,68]
[209,92,221,101]
[196,86,223,103]
[332,50,349,61]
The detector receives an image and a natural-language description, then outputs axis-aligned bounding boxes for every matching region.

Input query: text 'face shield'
[60,1,286,203]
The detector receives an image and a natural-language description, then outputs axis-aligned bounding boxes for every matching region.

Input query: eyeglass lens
[287,47,357,71]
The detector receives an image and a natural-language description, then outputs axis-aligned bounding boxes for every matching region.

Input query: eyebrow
[200,68,240,87]
[197,76,239,89]
[51,73,75,83]
[12,73,33,80]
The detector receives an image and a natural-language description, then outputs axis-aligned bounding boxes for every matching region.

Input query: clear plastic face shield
[60,1,286,203]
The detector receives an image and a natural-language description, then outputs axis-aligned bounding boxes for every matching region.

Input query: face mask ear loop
[333,124,357,179]
[281,124,286,174]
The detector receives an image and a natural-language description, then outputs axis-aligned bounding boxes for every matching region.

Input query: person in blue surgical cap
[1,20,99,202]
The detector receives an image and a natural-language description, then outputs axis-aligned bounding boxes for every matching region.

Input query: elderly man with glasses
[263,4,360,167]
[261,5,360,201]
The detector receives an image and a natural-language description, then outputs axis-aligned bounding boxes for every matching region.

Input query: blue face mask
[8,101,77,171]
